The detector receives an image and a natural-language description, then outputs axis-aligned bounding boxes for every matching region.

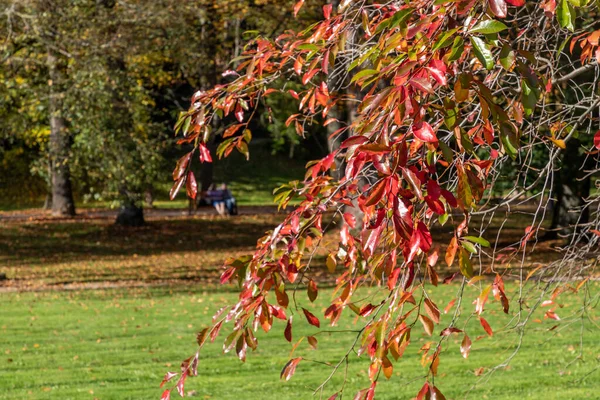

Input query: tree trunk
[47,50,76,217]
[547,139,590,239]
[43,158,52,210]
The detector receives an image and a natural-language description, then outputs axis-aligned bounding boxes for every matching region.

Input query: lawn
[1,212,597,399]
[1,283,599,400]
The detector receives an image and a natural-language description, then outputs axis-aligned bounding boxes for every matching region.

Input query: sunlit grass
[1,283,599,400]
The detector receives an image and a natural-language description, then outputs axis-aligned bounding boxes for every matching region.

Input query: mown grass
[1,283,599,400]
[0,200,591,399]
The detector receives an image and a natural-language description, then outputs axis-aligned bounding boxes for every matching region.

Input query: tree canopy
[166,0,600,398]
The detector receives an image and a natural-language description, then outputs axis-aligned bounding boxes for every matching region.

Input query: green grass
[0,201,593,399]
[1,283,599,400]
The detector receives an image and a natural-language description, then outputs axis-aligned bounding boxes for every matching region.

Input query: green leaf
[438,141,454,164]
[500,123,519,159]
[499,44,515,70]
[557,0,575,32]
[297,43,321,51]
[242,129,252,143]
[447,37,464,62]
[521,79,538,116]
[459,248,474,279]
[389,8,413,28]
[464,236,491,247]
[462,240,478,254]
[470,20,508,34]
[181,116,191,135]
[174,112,188,135]
[433,28,459,52]
[438,213,449,226]
[457,168,473,209]
[350,69,378,83]
[470,37,494,69]
[444,104,458,130]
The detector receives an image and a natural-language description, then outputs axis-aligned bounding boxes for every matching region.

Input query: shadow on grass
[0,216,275,266]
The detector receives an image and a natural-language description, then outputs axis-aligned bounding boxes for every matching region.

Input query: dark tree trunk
[547,139,590,239]
[43,157,52,210]
[47,50,76,217]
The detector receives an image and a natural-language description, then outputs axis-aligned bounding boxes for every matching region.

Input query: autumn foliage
[164,0,600,398]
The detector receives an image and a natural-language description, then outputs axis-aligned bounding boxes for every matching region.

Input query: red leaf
[359,303,377,317]
[413,121,437,143]
[176,373,186,397]
[220,267,236,284]
[341,135,369,148]
[343,212,356,228]
[425,195,445,214]
[307,335,318,350]
[416,382,430,400]
[186,171,197,199]
[489,0,507,17]
[199,143,212,163]
[284,317,293,342]
[358,143,392,154]
[236,335,247,362]
[169,176,186,200]
[444,298,456,314]
[308,279,318,302]
[302,308,321,328]
[302,68,319,85]
[441,189,458,208]
[323,3,332,19]
[479,317,493,336]
[505,0,524,5]
[409,77,433,94]
[545,310,560,321]
[160,372,178,388]
[440,327,462,336]
[161,389,171,400]
[427,180,441,199]
[288,90,299,100]
[173,152,192,181]
[234,104,244,123]
[223,124,243,139]
[315,82,330,106]
[426,60,447,86]
[294,56,303,76]
[594,130,600,150]
[364,179,388,207]
[280,357,302,381]
[402,168,423,200]
[460,334,472,358]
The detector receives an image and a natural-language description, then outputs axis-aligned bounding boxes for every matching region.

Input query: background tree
[165,0,600,398]
[0,0,324,220]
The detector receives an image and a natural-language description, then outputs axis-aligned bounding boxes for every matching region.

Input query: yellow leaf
[550,138,566,149]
